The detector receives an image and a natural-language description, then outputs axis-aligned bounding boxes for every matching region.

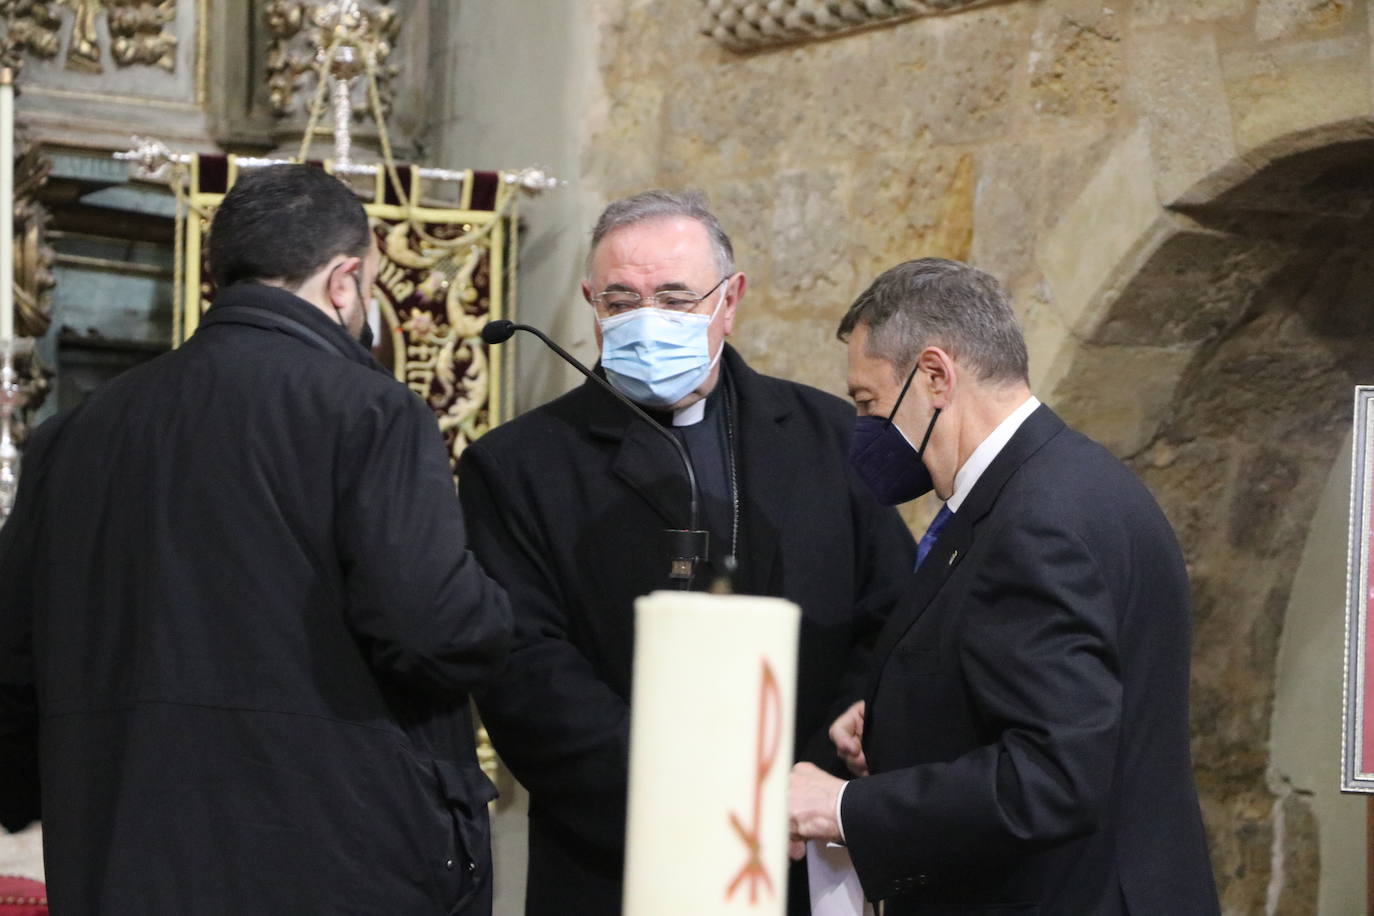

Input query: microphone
[481,319,709,589]
[480,319,519,345]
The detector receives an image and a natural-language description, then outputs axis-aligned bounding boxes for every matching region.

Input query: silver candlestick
[0,338,24,526]
[320,0,367,168]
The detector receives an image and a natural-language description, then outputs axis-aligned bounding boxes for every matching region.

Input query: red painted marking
[726,659,782,905]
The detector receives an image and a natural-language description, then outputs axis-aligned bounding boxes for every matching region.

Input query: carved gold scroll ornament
[2,0,178,73]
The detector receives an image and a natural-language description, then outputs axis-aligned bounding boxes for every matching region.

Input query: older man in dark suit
[458,189,915,915]
[788,258,1218,915]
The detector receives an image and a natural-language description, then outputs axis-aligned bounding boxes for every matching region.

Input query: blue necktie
[915,505,953,570]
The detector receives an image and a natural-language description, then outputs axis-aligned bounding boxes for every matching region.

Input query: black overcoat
[0,283,512,915]
[457,345,915,915]
[843,405,1219,915]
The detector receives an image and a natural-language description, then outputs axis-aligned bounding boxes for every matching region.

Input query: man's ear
[918,346,956,408]
[326,256,363,310]
[580,278,593,304]
[722,272,746,336]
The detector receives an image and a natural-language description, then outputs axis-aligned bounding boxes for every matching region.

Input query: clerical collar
[641,363,728,428]
[673,399,707,427]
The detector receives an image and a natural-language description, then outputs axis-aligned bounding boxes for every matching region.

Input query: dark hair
[208,164,370,290]
[587,188,735,278]
[837,258,1029,385]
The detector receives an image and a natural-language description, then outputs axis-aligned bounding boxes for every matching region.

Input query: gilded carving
[0,0,177,72]
[1,2,63,62]
[263,0,399,120]
[0,117,55,447]
[62,0,103,71]
[108,0,178,71]
[14,125,53,340]
[1,343,50,446]
[700,0,1012,50]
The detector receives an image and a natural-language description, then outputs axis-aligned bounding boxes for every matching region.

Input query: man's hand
[829,700,868,777]
[787,762,845,860]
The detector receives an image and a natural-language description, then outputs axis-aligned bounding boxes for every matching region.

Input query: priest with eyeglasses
[458,189,915,915]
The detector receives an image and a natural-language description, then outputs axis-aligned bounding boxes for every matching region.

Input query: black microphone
[481,319,709,589]
[480,319,519,345]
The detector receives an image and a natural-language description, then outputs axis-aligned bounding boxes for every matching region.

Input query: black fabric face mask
[338,270,373,349]
[357,292,375,350]
[848,362,940,506]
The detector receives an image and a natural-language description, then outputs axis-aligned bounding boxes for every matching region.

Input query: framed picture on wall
[1342,385,1374,792]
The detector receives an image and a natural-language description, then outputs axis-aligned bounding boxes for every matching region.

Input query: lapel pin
[948,550,959,567]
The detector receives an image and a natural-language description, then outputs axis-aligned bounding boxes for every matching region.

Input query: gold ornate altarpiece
[172,153,517,463]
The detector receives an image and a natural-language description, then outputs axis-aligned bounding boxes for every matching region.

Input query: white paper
[807,841,871,916]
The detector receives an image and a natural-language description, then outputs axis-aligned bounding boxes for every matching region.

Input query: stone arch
[1033,122,1374,911]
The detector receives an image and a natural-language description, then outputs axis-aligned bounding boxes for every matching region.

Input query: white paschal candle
[623,591,800,916]
[0,68,12,343]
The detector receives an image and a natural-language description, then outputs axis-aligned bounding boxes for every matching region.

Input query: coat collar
[198,282,389,375]
[728,347,800,590]
[579,345,801,589]
[866,404,1067,702]
[948,403,1064,529]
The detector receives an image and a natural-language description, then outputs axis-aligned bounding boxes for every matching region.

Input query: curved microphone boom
[480,319,709,588]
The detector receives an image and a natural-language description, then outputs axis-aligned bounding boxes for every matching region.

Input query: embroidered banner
[174,154,515,466]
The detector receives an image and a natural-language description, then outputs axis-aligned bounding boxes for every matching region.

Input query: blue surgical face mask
[849,362,940,505]
[598,289,726,408]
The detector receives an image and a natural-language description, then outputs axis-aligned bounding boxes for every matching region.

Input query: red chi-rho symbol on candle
[726,659,783,905]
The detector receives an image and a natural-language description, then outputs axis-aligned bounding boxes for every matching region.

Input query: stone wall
[1115,145,1374,913]
[573,0,1374,911]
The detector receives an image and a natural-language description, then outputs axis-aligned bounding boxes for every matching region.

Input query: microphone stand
[481,320,710,589]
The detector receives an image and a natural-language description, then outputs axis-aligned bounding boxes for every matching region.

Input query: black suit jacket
[843,405,1218,915]
[0,283,511,914]
[457,345,915,915]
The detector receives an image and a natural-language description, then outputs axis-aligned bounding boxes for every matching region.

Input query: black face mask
[331,264,373,349]
[355,276,374,350]
[848,362,940,506]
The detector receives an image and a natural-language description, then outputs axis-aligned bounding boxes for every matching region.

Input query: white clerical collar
[672,398,708,427]
[946,395,1040,513]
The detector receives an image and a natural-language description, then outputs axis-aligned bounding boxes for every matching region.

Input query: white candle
[623,591,800,916]
[0,68,13,343]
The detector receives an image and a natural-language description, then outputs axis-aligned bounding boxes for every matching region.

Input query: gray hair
[837,258,1029,385]
[586,189,736,279]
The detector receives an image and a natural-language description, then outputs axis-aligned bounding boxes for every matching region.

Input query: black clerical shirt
[650,375,737,578]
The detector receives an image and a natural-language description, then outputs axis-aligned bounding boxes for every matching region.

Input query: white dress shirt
[946,395,1040,513]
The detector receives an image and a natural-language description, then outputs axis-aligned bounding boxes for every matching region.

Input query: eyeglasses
[590,275,730,317]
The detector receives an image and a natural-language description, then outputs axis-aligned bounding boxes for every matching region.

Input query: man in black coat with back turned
[0,164,512,914]
[458,190,915,915]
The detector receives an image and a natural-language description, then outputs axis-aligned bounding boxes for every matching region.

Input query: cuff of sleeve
[835,779,848,844]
